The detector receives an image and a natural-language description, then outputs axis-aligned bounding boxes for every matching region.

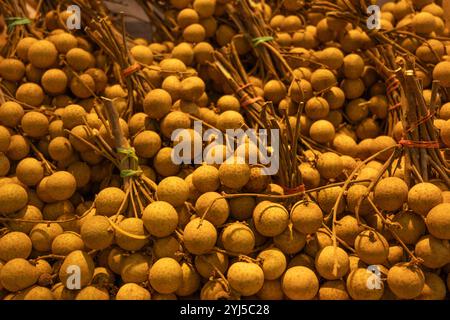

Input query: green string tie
[252,36,274,47]
[6,17,32,31]
[120,169,143,178]
[117,147,141,178]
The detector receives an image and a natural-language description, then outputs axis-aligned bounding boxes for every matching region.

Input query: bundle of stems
[395,56,450,187]
[211,46,304,196]
[310,0,432,73]
[134,0,176,42]
[0,0,41,57]
[73,0,152,119]
[365,46,402,136]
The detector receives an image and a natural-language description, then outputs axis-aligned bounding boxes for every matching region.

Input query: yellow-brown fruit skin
[408,183,443,216]
[346,268,384,300]
[354,230,389,265]
[373,177,408,212]
[315,246,350,280]
[59,250,95,289]
[183,218,217,255]
[387,263,425,300]
[426,203,450,240]
[0,183,28,215]
[0,258,40,292]
[227,262,264,296]
[148,257,182,294]
[281,266,319,300]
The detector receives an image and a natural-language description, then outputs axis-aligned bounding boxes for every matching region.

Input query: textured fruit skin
[59,250,95,289]
[346,268,384,300]
[80,215,114,250]
[227,262,264,296]
[290,201,323,234]
[281,266,319,300]
[0,258,39,292]
[253,201,289,237]
[183,218,217,255]
[142,201,178,237]
[387,263,425,300]
[354,230,389,265]
[373,177,408,211]
[148,257,182,294]
[315,246,349,280]
[407,182,443,216]
[426,203,450,240]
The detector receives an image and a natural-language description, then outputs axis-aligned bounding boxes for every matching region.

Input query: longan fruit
[0,58,25,81]
[415,235,450,269]
[0,183,28,215]
[346,268,384,300]
[144,89,172,120]
[290,201,323,234]
[16,157,44,186]
[66,48,93,72]
[45,171,77,201]
[142,201,178,238]
[309,120,335,144]
[253,201,289,237]
[0,258,39,292]
[15,83,45,107]
[115,218,148,251]
[116,283,151,300]
[48,136,73,161]
[193,0,216,18]
[391,211,426,245]
[374,177,408,212]
[133,130,161,158]
[41,69,68,95]
[220,222,255,255]
[153,147,181,177]
[318,280,350,300]
[315,246,350,280]
[335,215,365,246]
[192,164,220,192]
[80,216,114,250]
[121,253,151,284]
[387,263,425,300]
[195,191,229,226]
[257,248,287,280]
[227,262,264,296]
[130,45,153,65]
[6,135,30,161]
[156,176,189,207]
[51,232,85,256]
[0,232,32,261]
[311,69,336,92]
[433,61,450,88]
[177,9,199,28]
[148,257,182,294]
[183,23,206,43]
[426,203,450,240]
[183,218,217,255]
[274,227,306,255]
[282,266,319,300]
[70,74,95,98]
[354,230,389,265]
[415,272,446,300]
[0,101,24,127]
[28,40,58,69]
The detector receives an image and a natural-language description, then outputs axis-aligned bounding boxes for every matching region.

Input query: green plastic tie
[120,169,143,178]
[252,36,274,47]
[6,17,31,31]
